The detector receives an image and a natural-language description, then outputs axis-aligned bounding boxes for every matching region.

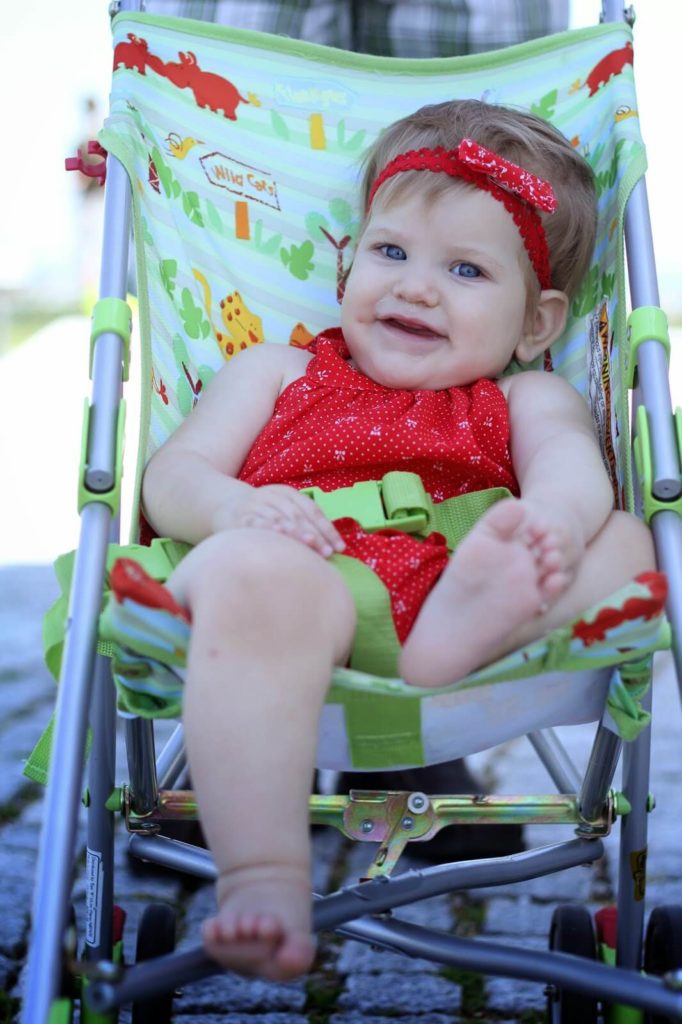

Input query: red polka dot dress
[239,329,519,642]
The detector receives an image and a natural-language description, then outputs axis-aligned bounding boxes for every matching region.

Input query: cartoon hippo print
[113,33,165,75]
[160,51,249,119]
[113,33,150,73]
[585,41,633,96]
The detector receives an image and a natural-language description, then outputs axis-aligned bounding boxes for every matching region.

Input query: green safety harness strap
[316,476,512,678]
[27,479,508,782]
[303,472,512,551]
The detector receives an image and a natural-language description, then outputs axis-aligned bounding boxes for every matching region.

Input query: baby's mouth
[380,317,443,340]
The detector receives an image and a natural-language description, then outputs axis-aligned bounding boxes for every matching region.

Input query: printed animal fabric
[102,15,644,532]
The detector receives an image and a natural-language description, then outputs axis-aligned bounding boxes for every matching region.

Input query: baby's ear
[515,290,569,364]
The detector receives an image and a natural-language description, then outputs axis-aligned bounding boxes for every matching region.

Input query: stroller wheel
[644,905,682,1024]
[547,904,599,1024]
[131,903,177,1024]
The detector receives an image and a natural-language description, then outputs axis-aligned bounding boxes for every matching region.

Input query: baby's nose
[392,273,439,306]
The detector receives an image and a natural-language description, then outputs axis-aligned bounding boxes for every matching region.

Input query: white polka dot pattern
[239,328,519,638]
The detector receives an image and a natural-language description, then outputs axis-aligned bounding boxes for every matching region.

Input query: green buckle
[302,471,431,534]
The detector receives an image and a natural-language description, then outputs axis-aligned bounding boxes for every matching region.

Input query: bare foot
[400,499,566,687]
[202,864,315,980]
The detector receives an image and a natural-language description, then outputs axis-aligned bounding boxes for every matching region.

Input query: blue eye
[380,244,406,260]
[451,262,481,278]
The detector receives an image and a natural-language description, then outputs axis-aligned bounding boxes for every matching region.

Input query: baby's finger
[248,512,285,534]
[293,517,337,557]
[262,505,334,557]
[296,496,346,552]
[253,514,326,555]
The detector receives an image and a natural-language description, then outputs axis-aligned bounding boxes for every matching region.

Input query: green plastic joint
[77,398,127,514]
[90,297,132,382]
[625,306,670,390]
[633,405,682,524]
[105,787,125,812]
[612,791,632,817]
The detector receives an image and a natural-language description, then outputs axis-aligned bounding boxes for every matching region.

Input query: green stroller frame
[22,0,682,1021]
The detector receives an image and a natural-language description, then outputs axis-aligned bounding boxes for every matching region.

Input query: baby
[138,99,655,979]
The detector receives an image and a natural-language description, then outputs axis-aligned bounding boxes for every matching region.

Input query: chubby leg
[401,506,656,688]
[168,529,355,979]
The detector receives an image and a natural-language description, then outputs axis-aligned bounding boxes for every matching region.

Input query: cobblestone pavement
[2,562,682,1023]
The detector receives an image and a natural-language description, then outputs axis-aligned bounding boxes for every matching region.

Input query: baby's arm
[501,370,614,594]
[142,344,343,556]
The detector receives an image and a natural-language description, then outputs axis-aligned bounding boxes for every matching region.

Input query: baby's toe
[253,913,284,941]
[268,933,316,980]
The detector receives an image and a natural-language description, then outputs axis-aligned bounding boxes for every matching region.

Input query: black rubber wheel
[547,904,599,1024]
[644,905,682,1024]
[131,903,177,1024]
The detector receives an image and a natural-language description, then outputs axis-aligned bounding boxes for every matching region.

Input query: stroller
[22,0,682,1020]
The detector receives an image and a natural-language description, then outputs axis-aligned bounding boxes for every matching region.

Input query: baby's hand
[515,499,585,602]
[228,484,345,558]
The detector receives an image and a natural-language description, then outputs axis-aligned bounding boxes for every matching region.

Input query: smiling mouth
[380,317,444,340]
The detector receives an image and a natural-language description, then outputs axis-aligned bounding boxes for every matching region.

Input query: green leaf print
[336,120,366,152]
[205,199,224,235]
[172,332,190,367]
[305,212,330,241]
[601,271,615,299]
[530,89,558,121]
[253,219,282,256]
[177,375,195,417]
[591,141,606,168]
[182,190,204,227]
[271,111,290,140]
[572,265,600,318]
[152,146,175,199]
[159,259,178,298]
[328,198,354,228]
[280,240,315,280]
[141,216,154,248]
[179,287,211,339]
[306,206,358,247]
[594,140,626,197]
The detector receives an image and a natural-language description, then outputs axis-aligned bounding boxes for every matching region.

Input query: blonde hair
[360,99,597,300]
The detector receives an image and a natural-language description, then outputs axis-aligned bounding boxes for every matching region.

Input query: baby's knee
[170,529,291,602]
[602,510,656,570]
[171,528,348,615]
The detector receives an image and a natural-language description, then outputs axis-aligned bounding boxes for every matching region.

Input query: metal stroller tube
[87,838,605,1011]
[22,152,132,1024]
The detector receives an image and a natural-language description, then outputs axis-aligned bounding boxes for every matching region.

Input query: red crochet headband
[367,139,557,290]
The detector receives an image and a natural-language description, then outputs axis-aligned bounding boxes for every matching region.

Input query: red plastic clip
[65,140,108,186]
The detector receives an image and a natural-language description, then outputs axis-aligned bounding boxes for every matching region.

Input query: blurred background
[1,0,680,564]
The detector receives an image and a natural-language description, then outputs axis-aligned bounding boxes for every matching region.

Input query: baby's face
[340,186,534,390]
